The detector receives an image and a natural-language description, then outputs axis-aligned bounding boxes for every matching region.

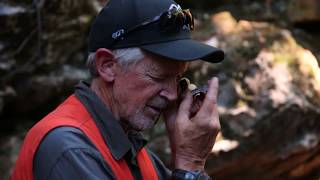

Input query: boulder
[204,12,320,179]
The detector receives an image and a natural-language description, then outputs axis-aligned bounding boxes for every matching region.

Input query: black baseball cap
[88,0,224,63]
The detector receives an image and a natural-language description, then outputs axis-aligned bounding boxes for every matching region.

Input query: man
[12,0,224,179]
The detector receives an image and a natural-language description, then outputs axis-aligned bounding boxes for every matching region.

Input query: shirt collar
[74,81,147,160]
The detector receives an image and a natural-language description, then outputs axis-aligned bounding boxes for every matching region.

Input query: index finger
[198,77,219,115]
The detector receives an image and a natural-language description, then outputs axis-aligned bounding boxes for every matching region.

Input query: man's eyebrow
[145,65,159,74]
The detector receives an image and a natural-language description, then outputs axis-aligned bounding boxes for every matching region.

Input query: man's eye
[149,75,165,81]
[154,77,166,81]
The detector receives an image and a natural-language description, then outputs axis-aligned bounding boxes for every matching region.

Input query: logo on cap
[112,29,125,39]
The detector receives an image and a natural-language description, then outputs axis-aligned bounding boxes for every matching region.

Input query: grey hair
[86,48,144,77]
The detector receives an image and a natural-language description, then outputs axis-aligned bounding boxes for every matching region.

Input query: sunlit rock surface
[201,12,320,179]
[1,0,320,179]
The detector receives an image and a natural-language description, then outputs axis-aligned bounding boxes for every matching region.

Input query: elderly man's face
[112,52,187,131]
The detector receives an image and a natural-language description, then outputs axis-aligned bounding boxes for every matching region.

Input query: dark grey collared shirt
[33,81,170,179]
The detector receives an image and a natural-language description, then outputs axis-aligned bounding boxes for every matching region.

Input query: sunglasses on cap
[110,4,194,47]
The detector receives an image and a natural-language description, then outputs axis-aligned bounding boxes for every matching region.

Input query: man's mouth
[147,105,162,114]
[146,97,169,116]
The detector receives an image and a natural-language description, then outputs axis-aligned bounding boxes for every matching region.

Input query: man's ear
[95,48,116,82]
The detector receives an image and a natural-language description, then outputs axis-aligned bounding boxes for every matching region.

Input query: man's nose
[159,82,178,102]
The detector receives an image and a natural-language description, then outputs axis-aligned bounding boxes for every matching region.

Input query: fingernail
[194,92,205,101]
[188,84,197,91]
[179,78,190,91]
[213,77,219,82]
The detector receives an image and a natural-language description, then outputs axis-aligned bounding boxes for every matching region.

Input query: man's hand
[164,77,220,171]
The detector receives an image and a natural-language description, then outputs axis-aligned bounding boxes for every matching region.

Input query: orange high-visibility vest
[12,95,158,180]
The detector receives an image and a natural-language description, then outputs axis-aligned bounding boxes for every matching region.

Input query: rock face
[0,0,98,128]
[0,0,106,177]
[198,12,320,179]
[1,0,320,179]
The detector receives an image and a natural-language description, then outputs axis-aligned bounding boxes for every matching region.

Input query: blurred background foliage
[1,0,320,179]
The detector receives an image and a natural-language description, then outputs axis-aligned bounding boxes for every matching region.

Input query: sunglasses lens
[159,9,194,32]
[175,12,185,31]
[184,9,194,30]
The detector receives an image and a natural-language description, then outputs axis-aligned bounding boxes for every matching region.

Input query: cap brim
[140,39,224,63]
